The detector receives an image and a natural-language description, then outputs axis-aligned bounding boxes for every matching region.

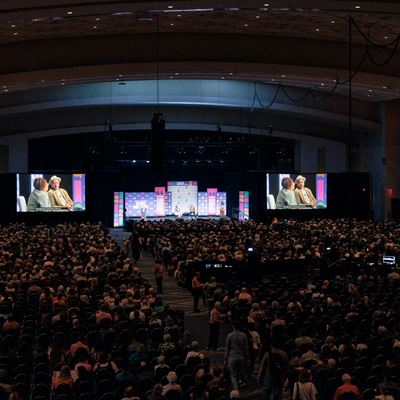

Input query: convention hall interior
[0,1,400,400]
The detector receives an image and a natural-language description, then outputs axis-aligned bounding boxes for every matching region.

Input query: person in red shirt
[333,374,359,400]
[191,272,203,313]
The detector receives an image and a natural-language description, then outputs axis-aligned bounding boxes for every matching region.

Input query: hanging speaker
[151,112,165,172]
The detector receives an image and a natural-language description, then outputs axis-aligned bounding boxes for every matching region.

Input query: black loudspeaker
[151,113,165,172]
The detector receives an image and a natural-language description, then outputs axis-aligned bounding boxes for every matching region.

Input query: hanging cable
[350,16,400,48]
[280,85,312,102]
[366,35,400,66]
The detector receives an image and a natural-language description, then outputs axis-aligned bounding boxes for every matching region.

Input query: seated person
[276,177,297,209]
[294,175,316,208]
[27,177,52,211]
[48,175,73,208]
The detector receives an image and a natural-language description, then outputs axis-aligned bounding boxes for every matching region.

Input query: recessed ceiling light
[382,86,387,89]
[355,5,360,9]
[229,72,233,75]
[384,36,388,39]
[331,20,335,24]
[11,24,16,28]
[256,15,260,19]
[41,80,45,83]
[315,28,320,31]
[177,14,181,17]
[67,11,73,15]
[264,3,270,6]
[244,24,248,27]
[174,72,179,75]
[4,89,8,92]
[221,77,225,79]
[61,82,65,86]
[119,74,123,77]
[368,89,373,92]
[170,23,174,26]
[168,5,174,8]
[96,18,100,21]
[13,32,18,35]
[2,86,7,89]
[116,78,119,81]
[271,78,276,81]
[320,83,325,86]
[281,74,286,78]
[62,78,66,81]
[169,76,174,79]
[93,26,98,29]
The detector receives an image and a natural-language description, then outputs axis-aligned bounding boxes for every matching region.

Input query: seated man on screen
[294,175,316,208]
[27,178,53,211]
[47,175,73,208]
[276,177,297,209]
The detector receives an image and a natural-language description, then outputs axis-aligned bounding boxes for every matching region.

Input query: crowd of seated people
[131,219,400,267]
[0,223,234,400]
[131,218,400,399]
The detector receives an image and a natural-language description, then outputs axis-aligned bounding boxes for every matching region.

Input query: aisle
[109,229,265,399]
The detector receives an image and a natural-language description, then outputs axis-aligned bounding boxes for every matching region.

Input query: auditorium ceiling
[0,1,398,138]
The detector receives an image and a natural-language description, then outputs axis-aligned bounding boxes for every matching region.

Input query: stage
[125,215,230,222]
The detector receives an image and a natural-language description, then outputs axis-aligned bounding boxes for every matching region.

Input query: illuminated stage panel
[198,192,208,216]
[217,192,227,216]
[316,174,327,208]
[125,192,157,217]
[207,188,218,215]
[154,187,166,217]
[239,191,249,221]
[113,192,124,227]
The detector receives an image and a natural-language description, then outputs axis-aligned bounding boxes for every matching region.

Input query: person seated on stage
[47,175,73,209]
[294,175,316,208]
[276,177,297,209]
[190,204,196,215]
[175,204,182,217]
[27,177,53,212]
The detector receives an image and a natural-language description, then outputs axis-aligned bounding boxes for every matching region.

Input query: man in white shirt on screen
[294,175,316,208]
[48,176,73,209]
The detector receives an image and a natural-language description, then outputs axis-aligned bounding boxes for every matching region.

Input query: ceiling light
[355,5,360,9]
[256,15,260,18]
[169,76,174,79]
[320,83,325,86]
[331,20,335,24]
[175,72,179,75]
[315,28,320,32]
[382,86,387,89]
[221,77,225,79]
[168,5,174,8]
[368,89,373,92]
[116,78,119,81]
[4,89,8,92]
[229,72,233,75]
[2,86,7,89]
[93,26,98,29]
[264,3,270,6]
[271,78,275,81]
[13,32,18,35]
[96,18,100,21]
[281,74,286,78]
[67,11,73,15]
[62,78,66,81]
[177,14,181,17]
[170,23,174,26]
[11,24,16,28]
[244,24,248,27]
[146,160,150,164]
[384,36,388,39]
[61,82,65,86]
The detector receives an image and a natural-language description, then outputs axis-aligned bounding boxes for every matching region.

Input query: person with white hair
[47,175,73,208]
[294,175,316,208]
[162,371,181,395]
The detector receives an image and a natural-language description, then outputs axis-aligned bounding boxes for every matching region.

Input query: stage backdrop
[167,181,198,214]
